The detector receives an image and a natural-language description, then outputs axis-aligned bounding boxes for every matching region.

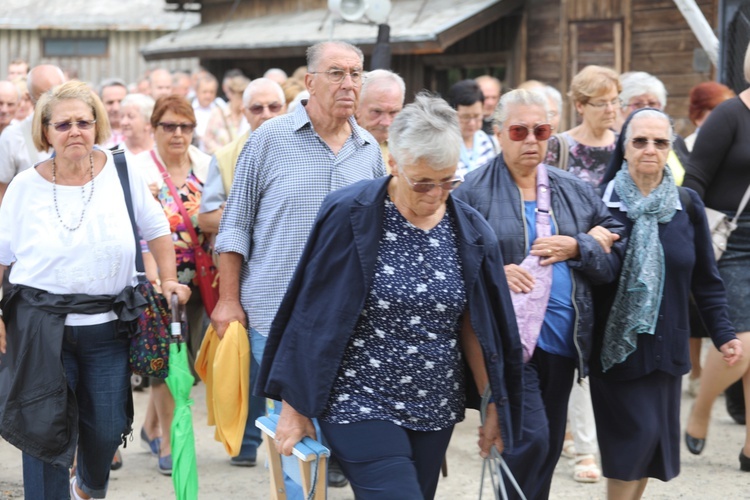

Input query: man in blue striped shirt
[212,40,386,494]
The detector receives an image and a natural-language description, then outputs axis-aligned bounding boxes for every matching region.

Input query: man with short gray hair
[99,78,128,148]
[355,69,405,169]
[0,81,19,136]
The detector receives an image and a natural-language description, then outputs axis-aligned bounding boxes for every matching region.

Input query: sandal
[561,439,576,459]
[573,454,601,483]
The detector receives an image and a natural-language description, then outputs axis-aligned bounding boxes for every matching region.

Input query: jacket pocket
[16,385,70,454]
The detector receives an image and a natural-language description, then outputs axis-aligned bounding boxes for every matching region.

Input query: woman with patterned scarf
[589,108,742,500]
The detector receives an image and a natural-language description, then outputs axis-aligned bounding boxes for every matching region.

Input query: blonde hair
[569,65,621,105]
[32,81,111,151]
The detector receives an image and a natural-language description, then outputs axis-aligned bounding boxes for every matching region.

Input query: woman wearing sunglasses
[0,81,190,498]
[454,88,625,499]
[256,93,524,499]
[135,94,212,475]
[589,108,741,500]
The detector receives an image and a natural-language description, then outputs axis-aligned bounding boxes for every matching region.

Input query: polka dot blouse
[321,197,468,431]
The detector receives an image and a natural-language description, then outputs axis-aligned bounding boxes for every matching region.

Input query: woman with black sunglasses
[256,93,524,499]
[589,108,741,499]
[454,88,626,499]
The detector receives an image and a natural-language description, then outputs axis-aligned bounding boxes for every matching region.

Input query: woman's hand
[504,264,535,293]
[720,339,743,366]
[531,235,579,265]
[275,401,317,456]
[587,226,620,254]
[161,279,191,305]
[0,317,6,355]
[478,403,504,458]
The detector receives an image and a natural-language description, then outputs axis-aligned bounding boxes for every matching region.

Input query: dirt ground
[1,372,750,499]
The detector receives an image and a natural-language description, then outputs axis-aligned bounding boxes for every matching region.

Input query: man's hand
[210,298,247,339]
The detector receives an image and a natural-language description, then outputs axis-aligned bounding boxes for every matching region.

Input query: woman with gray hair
[454,88,625,499]
[256,93,523,499]
[590,108,741,498]
[116,93,155,165]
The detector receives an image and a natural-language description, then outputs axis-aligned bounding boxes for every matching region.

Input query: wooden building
[143,0,728,134]
[0,0,200,87]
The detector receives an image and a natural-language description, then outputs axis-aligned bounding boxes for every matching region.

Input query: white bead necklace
[52,153,95,231]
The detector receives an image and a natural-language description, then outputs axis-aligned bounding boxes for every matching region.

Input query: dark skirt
[718,215,750,333]
[590,370,681,482]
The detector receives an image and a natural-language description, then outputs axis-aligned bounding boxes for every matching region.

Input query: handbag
[704,182,750,260]
[511,164,553,362]
[151,151,220,316]
[114,150,171,379]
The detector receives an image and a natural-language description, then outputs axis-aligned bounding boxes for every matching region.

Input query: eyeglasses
[586,98,620,109]
[158,122,196,133]
[402,173,464,193]
[631,137,671,150]
[247,103,283,115]
[309,69,363,85]
[48,120,96,132]
[627,100,661,110]
[506,123,553,142]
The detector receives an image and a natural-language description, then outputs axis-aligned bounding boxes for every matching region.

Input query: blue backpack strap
[112,149,146,275]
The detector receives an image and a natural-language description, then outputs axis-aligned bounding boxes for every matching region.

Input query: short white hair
[121,93,155,123]
[242,78,285,106]
[388,92,462,171]
[361,69,405,102]
[620,72,667,109]
[492,89,550,130]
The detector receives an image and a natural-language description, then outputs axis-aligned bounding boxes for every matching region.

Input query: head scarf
[599,107,659,188]
[600,109,679,371]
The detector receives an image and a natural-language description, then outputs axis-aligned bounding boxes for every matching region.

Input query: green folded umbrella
[166,340,198,500]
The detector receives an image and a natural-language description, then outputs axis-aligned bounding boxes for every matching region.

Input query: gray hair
[98,78,127,97]
[492,89,550,130]
[623,109,673,152]
[264,68,288,80]
[242,78,286,106]
[542,85,563,116]
[306,41,364,71]
[361,69,406,101]
[121,93,155,123]
[619,72,667,109]
[388,92,462,171]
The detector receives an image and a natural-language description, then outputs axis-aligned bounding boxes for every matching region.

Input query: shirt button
[657,336,663,342]
[656,355,661,362]
[490,354,499,362]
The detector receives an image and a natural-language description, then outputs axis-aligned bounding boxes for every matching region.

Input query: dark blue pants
[502,348,576,500]
[319,420,454,500]
[238,355,265,459]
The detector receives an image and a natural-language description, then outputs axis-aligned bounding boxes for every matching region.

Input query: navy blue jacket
[589,184,736,380]
[453,156,626,377]
[256,176,525,450]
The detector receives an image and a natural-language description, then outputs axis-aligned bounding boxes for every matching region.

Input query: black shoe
[327,457,349,488]
[725,381,746,425]
[685,432,705,455]
[740,450,750,472]
[110,449,123,471]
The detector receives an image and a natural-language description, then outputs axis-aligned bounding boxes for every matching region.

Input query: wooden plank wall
[201,0,327,24]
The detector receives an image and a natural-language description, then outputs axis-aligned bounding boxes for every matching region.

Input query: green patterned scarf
[601,163,678,372]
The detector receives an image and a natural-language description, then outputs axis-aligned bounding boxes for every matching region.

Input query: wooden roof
[141,0,522,60]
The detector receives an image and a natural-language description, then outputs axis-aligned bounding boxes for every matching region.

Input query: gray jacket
[453,156,626,376]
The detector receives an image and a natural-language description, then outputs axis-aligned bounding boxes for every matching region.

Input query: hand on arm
[587,225,621,254]
[275,401,317,456]
[210,251,247,339]
[504,264,535,293]
[530,235,580,265]
[460,313,504,457]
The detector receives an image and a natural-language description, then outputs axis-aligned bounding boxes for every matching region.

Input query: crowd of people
[0,38,748,500]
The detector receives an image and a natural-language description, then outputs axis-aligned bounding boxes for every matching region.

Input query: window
[43,38,108,57]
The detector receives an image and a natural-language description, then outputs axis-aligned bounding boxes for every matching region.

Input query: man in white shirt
[0,64,65,206]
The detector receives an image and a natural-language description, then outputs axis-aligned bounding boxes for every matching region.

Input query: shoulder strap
[149,150,202,251]
[731,183,750,224]
[552,133,570,171]
[113,149,146,274]
[678,187,698,226]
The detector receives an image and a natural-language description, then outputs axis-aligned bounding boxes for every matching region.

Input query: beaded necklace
[52,153,95,231]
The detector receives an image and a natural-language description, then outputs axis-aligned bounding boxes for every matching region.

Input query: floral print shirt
[545,132,617,187]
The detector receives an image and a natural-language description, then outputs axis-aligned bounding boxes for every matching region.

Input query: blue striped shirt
[215,102,386,336]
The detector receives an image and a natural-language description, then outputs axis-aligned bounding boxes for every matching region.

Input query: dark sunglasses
[48,120,96,132]
[158,122,196,133]
[403,173,464,193]
[631,137,670,150]
[507,124,552,142]
[247,103,283,115]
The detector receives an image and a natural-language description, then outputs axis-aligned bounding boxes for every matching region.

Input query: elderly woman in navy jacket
[589,108,742,500]
[454,89,626,499]
[256,93,523,500]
